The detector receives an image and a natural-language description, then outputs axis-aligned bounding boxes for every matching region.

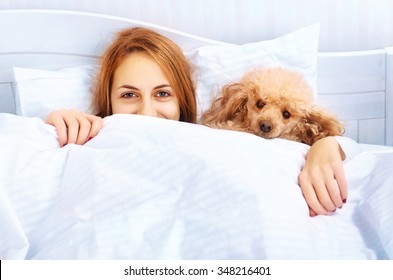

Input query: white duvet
[0,113,392,260]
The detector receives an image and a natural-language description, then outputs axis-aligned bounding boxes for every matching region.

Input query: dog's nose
[260,122,273,132]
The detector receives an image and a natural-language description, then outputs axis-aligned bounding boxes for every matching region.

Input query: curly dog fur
[201,67,344,145]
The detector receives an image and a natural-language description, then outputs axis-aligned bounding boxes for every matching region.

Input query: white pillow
[185,24,320,119]
[13,65,98,120]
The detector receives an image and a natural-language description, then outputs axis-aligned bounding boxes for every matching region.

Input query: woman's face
[111,52,180,120]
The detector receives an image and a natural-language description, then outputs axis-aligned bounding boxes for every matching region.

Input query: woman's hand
[298,136,347,216]
[46,109,103,147]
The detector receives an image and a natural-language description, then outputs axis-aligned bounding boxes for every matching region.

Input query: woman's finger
[46,111,68,147]
[299,174,329,216]
[64,120,79,145]
[85,115,103,143]
[75,115,92,145]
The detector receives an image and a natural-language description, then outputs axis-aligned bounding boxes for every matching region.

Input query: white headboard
[0,9,392,146]
[317,49,393,146]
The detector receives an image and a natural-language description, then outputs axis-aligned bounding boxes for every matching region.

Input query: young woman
[46,27,196,147]
[46,27,357,217]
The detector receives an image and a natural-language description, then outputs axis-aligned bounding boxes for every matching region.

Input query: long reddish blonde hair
[93,27,197,123]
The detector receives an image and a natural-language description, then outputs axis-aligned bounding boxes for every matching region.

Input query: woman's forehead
[115,53,169,80]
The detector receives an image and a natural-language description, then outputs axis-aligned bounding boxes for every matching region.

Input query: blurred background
[1,0,392,51]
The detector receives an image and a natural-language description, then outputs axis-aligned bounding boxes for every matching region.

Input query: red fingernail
[343,198,347,203]
[86,137,93,142]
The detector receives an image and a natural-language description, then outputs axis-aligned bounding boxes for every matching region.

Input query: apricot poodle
[201,67,344,145]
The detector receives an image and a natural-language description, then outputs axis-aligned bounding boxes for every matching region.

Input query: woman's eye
[156,91,170,97]
[122,92,137,98]
[282,110,291,119]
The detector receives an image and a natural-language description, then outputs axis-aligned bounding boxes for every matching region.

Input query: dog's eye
[256,100,265,109]
[282,110,291,119]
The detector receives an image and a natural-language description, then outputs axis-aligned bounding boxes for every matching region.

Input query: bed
[0,9,393,260]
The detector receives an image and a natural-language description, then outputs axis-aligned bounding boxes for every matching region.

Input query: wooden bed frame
[0,9,392,146]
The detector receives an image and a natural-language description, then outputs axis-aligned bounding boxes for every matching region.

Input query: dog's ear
[219,82,249,120]
[202,82,248,124]
[296,107,345,145]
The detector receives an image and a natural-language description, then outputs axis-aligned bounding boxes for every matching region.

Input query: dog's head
[240,68,315,141]
[202,67,344,145]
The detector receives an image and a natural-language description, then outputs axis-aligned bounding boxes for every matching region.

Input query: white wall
[1,0,393,52]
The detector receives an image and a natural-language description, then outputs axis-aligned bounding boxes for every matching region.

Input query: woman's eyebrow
[154,84,172,89]
[117,85,138,90]
[117,84,171,90]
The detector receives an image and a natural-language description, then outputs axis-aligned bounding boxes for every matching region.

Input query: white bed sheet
[0,113,392,259]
